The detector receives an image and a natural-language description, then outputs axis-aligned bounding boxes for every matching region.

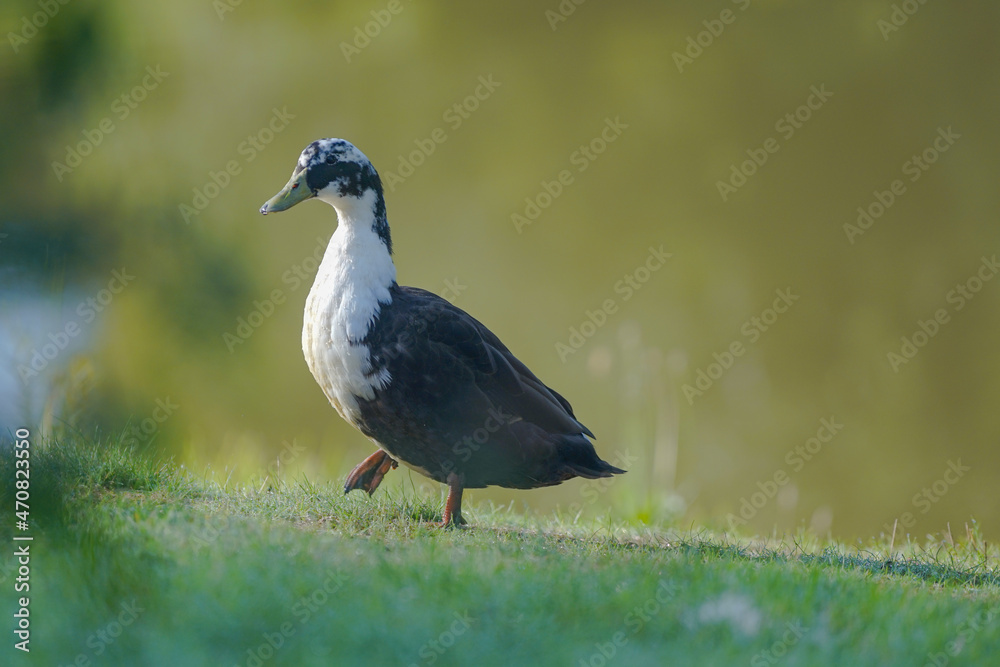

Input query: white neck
[313,190,396,342]
[301,190,396,421]
[321,187,381,228]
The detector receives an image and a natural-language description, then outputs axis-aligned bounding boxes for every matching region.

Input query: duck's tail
[556,434,626,480]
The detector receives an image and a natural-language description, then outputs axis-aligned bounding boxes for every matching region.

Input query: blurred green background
[2,0,998,541]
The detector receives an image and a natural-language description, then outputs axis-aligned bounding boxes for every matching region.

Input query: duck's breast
[302,229,394,424]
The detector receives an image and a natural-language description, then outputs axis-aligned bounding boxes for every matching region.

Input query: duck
[260,138,625,526]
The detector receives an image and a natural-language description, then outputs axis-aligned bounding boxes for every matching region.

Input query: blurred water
[2,0,999,539]
[0,286,95,436]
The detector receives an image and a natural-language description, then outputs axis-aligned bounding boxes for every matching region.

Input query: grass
[2,434,999,666]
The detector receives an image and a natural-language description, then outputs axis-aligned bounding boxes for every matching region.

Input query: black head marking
[296,139,392,253]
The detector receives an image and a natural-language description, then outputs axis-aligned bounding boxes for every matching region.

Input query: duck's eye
[325,155,335,164]
[291,183,299,190]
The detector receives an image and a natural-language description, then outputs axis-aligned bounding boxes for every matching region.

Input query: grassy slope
[2,437,999,666]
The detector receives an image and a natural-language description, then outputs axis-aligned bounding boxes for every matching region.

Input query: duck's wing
[369,285,594,439]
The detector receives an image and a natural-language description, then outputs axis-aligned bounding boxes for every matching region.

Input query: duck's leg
[343,450,397,495]
[435,472,467,527]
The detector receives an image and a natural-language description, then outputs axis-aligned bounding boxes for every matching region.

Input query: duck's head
[261,138,390,250]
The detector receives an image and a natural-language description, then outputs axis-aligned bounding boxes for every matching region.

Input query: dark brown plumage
[261,138,625,527]
[346,286,624,524]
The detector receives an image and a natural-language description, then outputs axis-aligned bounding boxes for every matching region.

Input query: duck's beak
[260,169,313,215]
